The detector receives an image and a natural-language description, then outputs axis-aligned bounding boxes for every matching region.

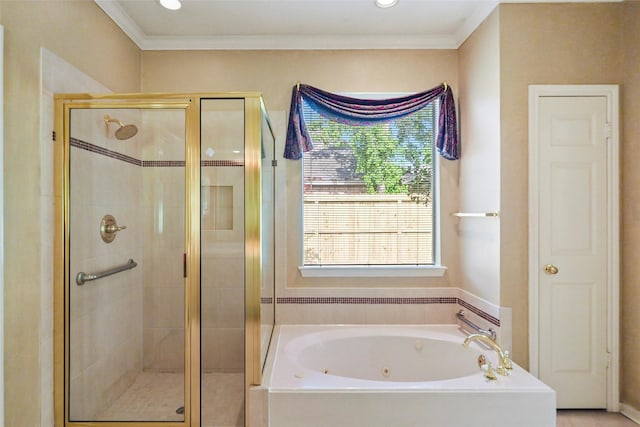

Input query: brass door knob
[544,264,559,275]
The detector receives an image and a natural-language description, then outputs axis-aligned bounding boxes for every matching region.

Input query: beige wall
[457,9,501,304]
[1,1,141,425]
[498,3,623,366]
[459,1,640,409]
[143,49,462,289]
[621,0,640,411]
[143,50,457,112]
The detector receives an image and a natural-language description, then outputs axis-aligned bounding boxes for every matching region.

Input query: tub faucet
[463,334,513,376]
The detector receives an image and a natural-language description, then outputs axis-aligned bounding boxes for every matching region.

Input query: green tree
[304,103,435,202]
[395,109,434,204]
[344,123,406,194]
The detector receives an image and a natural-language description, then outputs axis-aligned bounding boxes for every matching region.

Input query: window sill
[298,265,447,278]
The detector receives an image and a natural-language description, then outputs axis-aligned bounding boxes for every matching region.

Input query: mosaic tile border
[276,296,500,327]
[458,299,500,327]
[201,160,244,167]
[142,160,184,167]
[70,138,244,167]
[70,137,141,166]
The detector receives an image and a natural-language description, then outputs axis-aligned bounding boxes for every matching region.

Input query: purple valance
[284,83,459,160]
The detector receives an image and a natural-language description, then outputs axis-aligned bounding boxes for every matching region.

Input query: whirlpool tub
[264,325,556,427]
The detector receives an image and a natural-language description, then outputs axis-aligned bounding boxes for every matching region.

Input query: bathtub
[264,325,556,427]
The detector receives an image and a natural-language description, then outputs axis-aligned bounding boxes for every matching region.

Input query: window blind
[302,99,436,266]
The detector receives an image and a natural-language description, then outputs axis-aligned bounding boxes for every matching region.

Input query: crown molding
[137,34,460,50]
[96,0,149,49]
[454,2,498,47]
[97,0,465,50]
[97,0,620,51]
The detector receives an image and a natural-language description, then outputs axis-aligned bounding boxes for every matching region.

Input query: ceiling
[95,0,618,51]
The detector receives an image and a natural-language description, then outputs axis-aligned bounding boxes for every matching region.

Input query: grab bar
[456,310,496,341]
[76,259,137,286]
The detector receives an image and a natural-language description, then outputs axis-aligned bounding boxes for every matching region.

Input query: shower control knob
[100,214,127,243]
[104,224,127,233]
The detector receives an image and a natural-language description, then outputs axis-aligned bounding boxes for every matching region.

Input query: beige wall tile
[201,327,245,372]
[143,287,185,329]
[215,328,245,372]
[143,328,185,372]
[67,100,144,420]
[202,255,244,288]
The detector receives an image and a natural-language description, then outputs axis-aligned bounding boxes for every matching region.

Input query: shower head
[104,115,138,140]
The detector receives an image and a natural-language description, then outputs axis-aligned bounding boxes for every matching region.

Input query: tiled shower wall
[200,105,246,373]
[67,108,190,418]
[140,111,186,372]
[68,108,143,419]
[140,106,247,374]
[68,106,249,387]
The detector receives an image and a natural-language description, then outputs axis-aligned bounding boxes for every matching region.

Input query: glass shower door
[66,106,187,423]
[200,98,246,427]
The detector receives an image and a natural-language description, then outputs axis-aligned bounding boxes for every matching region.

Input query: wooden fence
[303,194,433,265]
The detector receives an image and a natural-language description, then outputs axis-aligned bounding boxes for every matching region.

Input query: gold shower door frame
[53,93,267,427]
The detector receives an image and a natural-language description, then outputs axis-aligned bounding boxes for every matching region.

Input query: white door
[529,87,619,410]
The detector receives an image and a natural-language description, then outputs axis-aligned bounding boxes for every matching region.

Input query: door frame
[528,85,620,411]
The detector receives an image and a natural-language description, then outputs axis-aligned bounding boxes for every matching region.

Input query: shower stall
[53,93,275,427]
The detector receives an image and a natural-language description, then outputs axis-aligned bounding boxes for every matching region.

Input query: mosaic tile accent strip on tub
[458,299,500,327]
[276,296,500,327]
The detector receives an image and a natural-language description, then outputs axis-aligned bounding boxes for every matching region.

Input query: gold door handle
[544,264,559,275]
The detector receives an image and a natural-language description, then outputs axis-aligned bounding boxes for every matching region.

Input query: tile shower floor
[96,372,244,427]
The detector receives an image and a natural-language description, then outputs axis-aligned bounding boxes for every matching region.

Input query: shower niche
[54,94,275,427]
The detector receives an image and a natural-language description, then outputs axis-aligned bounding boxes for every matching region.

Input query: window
[302,97,437,268]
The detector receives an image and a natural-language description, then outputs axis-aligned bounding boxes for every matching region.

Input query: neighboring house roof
[303,139,365,189]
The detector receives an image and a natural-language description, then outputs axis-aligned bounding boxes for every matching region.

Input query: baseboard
[621,402,640,425]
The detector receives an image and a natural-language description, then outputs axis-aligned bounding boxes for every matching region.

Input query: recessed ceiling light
[375,0,398,8]
[159,0,181,11]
